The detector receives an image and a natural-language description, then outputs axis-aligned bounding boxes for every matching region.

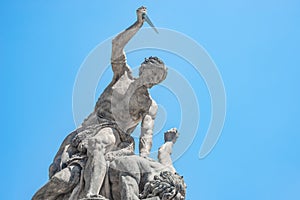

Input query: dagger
[142,13,159,34]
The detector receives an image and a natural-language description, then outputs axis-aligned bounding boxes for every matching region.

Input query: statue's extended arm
[111,7,146,82]
[139,100,158,157]
[158,128,179,173]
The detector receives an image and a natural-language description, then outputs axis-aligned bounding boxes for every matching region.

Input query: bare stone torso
[92,72,152,134]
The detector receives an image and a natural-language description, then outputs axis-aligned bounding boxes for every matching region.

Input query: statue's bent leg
[32,165,81,200]
[120,174,140,200]
[83,127,117,197]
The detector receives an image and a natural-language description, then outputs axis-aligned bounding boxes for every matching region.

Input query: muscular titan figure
[81,6,167,198]
[36,6,168,200]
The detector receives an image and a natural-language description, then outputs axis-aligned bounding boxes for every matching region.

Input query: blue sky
[1,0,300,199]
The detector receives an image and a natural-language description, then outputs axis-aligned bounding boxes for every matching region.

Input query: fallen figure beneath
[32,128,186,200]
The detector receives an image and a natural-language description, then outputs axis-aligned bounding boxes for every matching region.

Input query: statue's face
[139,63,167,88]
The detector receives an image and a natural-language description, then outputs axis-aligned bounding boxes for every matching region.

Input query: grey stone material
[142,197,160,200]
[33,6,186,200]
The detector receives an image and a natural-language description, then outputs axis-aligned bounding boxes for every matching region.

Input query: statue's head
[139,56,168,88]
[139,171,186,200]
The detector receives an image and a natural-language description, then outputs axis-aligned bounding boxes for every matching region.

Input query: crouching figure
[32,128,186,200]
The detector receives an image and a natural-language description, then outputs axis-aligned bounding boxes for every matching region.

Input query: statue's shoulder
[112,71,134,96]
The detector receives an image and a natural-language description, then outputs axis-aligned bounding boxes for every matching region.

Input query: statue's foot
[80,194,109,200]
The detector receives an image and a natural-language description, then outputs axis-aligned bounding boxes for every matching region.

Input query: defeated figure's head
[139,171,186,200]
[139,56,168,88]
[164,128,179,143]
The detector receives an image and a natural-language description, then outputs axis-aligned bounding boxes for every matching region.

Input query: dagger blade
[143,14,159,34]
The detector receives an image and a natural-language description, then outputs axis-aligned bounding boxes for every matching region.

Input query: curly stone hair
[139,56,168,82]
[139,171,186,200]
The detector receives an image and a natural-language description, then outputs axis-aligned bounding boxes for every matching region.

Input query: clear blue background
[1,0,300,199]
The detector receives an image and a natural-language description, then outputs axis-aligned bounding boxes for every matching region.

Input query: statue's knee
[120,175,140,200]
[86,138,106,153]
[86,128,116,152]
[52,165,80,186]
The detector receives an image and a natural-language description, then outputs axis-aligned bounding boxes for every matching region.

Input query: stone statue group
[33,7,186,200]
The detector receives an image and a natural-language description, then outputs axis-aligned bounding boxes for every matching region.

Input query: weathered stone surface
[142,197,160,200]
[33,6,186,200]
[80,197,109,200]
[109,154,186,200]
